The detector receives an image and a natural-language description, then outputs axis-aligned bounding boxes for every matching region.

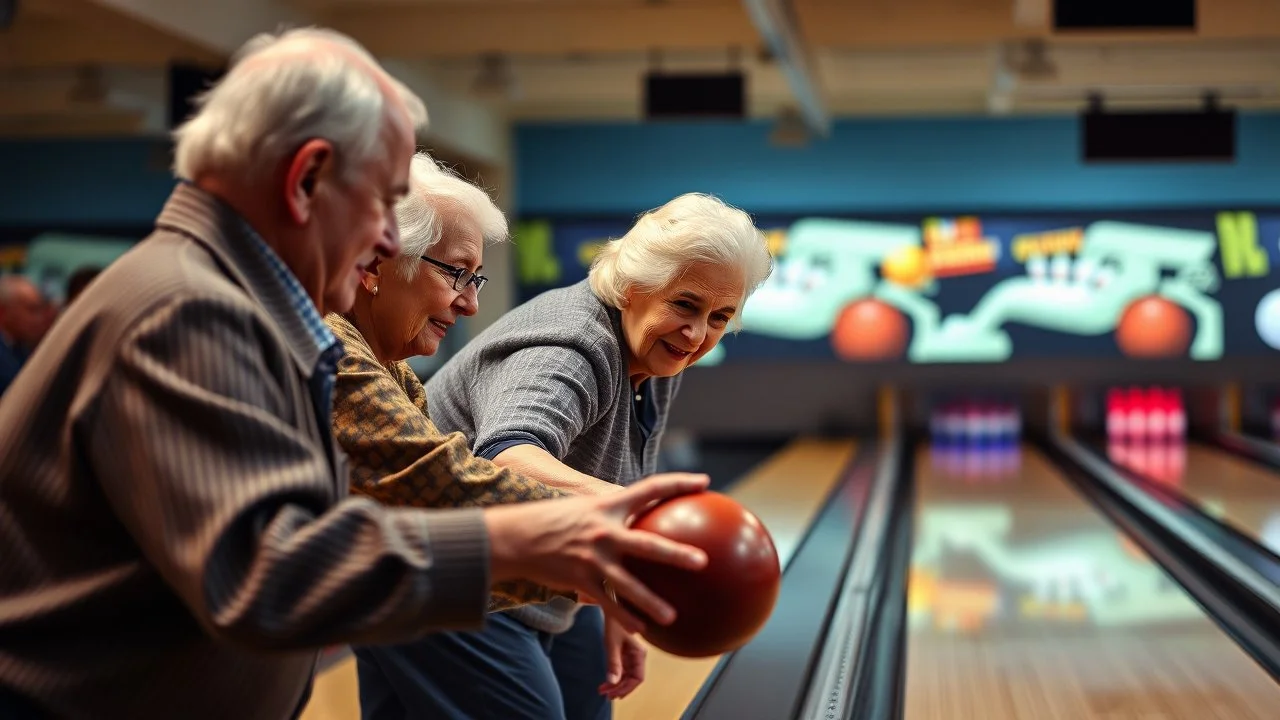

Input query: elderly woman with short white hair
[379,192,774,720]
[325,158,718,720]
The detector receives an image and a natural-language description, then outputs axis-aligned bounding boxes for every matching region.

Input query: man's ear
[284,139,335,224]
[360,257,383,295]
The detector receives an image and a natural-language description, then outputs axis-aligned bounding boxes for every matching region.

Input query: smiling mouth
[661,340,694,358]
[429,319,452,336]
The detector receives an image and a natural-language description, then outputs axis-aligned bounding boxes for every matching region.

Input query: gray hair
[588,193,773,329]
[394,152,509,281]
[172,27,428,184]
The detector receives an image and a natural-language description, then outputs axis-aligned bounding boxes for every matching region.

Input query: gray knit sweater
[425,279,680,633]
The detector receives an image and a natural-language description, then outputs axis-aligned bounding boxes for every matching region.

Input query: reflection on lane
[905,443,1280,720]
[1107,441,1280,555]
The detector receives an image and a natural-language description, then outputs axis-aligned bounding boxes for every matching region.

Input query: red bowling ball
[622,491,781,658]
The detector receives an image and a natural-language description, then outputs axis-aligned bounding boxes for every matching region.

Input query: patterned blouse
[325,312,571,611]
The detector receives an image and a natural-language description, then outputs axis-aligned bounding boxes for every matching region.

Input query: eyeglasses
[421,256,488,294]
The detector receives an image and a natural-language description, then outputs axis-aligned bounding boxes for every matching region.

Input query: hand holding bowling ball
[486,473,714,635]
[620,491,781,658]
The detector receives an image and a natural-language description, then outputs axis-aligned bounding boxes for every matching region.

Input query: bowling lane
[1106,441,1280,554]
[904,443,1280,720]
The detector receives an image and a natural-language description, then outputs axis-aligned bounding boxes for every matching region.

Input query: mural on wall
[0,233,138,303]
[514,208,1280,365]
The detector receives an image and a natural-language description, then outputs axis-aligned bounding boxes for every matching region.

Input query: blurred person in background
[0,275,48,396]
[64,266,103,307]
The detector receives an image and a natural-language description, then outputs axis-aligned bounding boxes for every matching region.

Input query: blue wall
[0,138,175,227]
[3,113,1279,225]
[514,114,1280,216]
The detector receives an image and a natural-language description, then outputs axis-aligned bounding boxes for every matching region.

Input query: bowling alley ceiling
[3,0,1280,139]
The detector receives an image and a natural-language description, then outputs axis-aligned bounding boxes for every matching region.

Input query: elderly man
[0,27,708,720]
[0,275,48,396]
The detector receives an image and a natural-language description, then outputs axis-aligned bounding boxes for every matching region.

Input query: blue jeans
[355,606,611,720]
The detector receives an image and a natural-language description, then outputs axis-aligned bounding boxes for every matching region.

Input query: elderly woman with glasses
[325,154,714,720]
[383,192,775,720]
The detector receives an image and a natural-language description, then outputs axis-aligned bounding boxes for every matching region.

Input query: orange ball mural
[1115,296,1193,358]
[831,299,910,361]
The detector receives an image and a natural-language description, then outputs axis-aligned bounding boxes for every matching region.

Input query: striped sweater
[426,279,680,633]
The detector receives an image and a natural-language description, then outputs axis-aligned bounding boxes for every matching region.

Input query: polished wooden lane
[299,436,857,720]
[299,655,361,720]
[905,443,1280,720]
[1109,442,1280,545]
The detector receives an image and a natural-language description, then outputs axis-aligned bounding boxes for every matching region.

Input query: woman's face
[366,211,483,361]
[620,262,745,384]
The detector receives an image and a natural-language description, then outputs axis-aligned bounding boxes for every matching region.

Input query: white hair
[394,152,509,281]
[589,193,773,329]
[172,27,428,184]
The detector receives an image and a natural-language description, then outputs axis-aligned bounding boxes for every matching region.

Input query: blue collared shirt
[238,220,344,430]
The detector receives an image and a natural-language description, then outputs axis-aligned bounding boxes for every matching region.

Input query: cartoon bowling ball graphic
[1116,296,1192,358]
[621,491,781,658]
[831,299,910,361]
[881,245,932,289]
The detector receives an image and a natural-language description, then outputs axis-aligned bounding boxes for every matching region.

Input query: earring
[372,285,379,296]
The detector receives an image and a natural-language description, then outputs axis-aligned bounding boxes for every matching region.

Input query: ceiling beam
[79,0,509,165]
[87,0,308,54]
[800,0,1280,48]
[299,0,1280,59]
[324,1,760,58]
[0,0,220,70]
[743,0,829,136]
[0,24,221,69]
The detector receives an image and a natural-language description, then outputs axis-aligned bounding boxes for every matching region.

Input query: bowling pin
[1106,388,1126,442]
[963,402,981,450]
[1148,387,1168,440]
[1168,388,1186,440]
[1126,386,1148,443]
[979,402,997,450]
[993,403,1009,449]
[943,403,964,451]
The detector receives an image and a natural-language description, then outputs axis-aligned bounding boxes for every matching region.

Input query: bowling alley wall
[5,114,1280,435]
[511,114,1280,437]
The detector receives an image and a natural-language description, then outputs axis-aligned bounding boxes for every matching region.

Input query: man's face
[312,116,415,316]
[0,280,47,348]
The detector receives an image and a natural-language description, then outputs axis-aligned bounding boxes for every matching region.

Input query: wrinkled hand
[599,618,646,700]
[484,473,710,632]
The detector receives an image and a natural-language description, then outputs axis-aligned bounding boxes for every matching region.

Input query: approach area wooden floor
[298,436,857,720]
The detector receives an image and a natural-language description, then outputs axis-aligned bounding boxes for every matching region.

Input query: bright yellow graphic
[880,245,932,289]
[922,216,1000,277]
[1011,228,1084,262]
